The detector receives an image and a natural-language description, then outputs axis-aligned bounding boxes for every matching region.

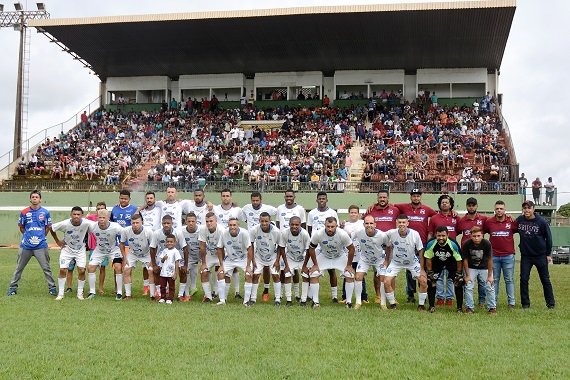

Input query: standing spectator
[544,177,556,206]
[517,200,555,309]
[531,177,542,204]
[518,173,528,196]
[7,190,56,296]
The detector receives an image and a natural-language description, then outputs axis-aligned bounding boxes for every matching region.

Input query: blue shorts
[88,250,109,267]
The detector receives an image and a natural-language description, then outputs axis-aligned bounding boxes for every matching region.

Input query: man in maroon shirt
[428,194,458,306]
[394,189,436,302]
[484,200,518,309]
[457,197,488,308]
[363,190,399,305]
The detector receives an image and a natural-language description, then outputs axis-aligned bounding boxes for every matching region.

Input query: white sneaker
[166,300,172,305]
[55,295,64,301]
[216,300,226,306]
[77,293,84,300]
[158,299,165,303]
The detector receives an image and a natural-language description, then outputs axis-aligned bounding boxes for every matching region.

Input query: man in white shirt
[119,214,153,300]
[341,205,366,304]
[178,212,201,301]
[199,212,225,302]
[278,216,311,306]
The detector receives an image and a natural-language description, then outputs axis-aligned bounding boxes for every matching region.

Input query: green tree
[558,203,570,217]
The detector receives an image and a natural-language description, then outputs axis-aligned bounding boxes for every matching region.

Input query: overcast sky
[1,0,568,205]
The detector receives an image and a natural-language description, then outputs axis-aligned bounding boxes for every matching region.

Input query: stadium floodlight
[36,2,45,11]
[13,2,22,11]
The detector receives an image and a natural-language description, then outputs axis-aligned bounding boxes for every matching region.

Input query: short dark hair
[435,226,448,234]
[317,191,327,198]
[30,189,41,199]
[348,205,359,212]
[186,212,197,219]
[131,213,142,221]
[165,234,176,241]
[71,206,84,214]
[259,212,271,219]
[396,214,408,220]
[162,215,173,222]
[221,188,232,195]
[251,191,261,199]
[495,200,505,206]
[325,216,337,224]
[145,191,155,197]
[119,189,131,198]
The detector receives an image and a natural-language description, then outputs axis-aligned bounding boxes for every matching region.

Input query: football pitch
[1,248,569,379]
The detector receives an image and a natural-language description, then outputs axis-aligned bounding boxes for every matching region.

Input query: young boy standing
[462,227,496,314]
[158,235,181,304]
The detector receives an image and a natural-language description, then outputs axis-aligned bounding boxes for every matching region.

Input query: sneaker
[65,287,73,294]
[235,293,243,300]
[457,308,463,314]
[158,299,166,304]
[547,304,555,309]
[417,305,426,312]
[389,303,397,310]
[184,295,191,302]
[407,296,416,303]
[295,296,301,303]
[216,300,226,306]
[374,295,381,304]
[243,302,251,308]
[362,299,369,304]
[87,293,96,300]
[115,294,123,301]
[478,303,485,308]
[189,288,198,297]
[166,300,172,305]
[338,298,347,304]
[123,296,132,301]
[274,301,281,307]
[381,304,388,310]
[354,303,361,310]
[465,308,474,314]
[7,288,17,296]
[445,299,453,307]
[262,293,270,302]
[436,298,444,306]
[508,304,515,310]
[312,303,320,309]
[429,306,436,313]
[488,308,497,314]
[49,287,57,296]
[143,285,150,295]
[77,293,84,300]
[212,292,218,300]
[286,301,293,307]
[178,296,188,303]
[202,296,212,303]
[300,301,307,307]
[249,301,256,306]
[55,295,64,301]
[332,298,339,304]
[346,303,353,309]
[150,296,156,301]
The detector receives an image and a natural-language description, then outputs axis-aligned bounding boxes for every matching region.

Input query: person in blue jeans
[461,227,496,314]
[516,200,555,309]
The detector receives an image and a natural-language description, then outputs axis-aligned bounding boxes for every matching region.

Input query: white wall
[404,74,416,102]
[323,77,334,99]
[452,83,486,98]
[334,70,405,85]
[417,68,487,84]
[179,73,244,89]
[106,76,169,91]
[254,72,323,87]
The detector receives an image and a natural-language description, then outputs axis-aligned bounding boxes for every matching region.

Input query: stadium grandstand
[1,1,532,203]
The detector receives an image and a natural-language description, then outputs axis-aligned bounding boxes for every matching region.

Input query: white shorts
[253,260,279,275]
[89,251,116,266]
[385,259,421,279]
[283,259,304,276]
[202,255,219,272]
[222,260,247,277]
[314,255,352,278]
[356,260,386,277]
[59,247,86,269]
[125,254,152,270]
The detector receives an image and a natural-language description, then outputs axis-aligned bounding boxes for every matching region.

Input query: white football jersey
[179,226,201,263]
[120,226,153,257]
[51,218,94,253]
[150,228,187,253]
[343,220,364,262]
[385,228,424,265]
[91,221,123,256]
[158,248,182,277]
[353,228,390,265]
[276,204,306,231]
[217,227,251,262]
[198,224,224,258]
[140,205,162,231]
[310,228,352,260]
[212,205,243,229]
[249,224,281,262]
[240,203,278,231]
[185,201,209,226]
[307,207,339,235]
[279,227,311,263]
[156,200,192,229]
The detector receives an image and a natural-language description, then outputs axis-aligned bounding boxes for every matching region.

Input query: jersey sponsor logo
[322,241,328,245]
[129,238,135,242]
[26,212,32,218]
[66,230,73,234]
[361,239,367,243]
[281,212,286,216]
[95,233,100,236]
[393,241,399,246]
[476,220,483,225]
[388,209,394,214]
[227,240,232,245]
[249,212,254,216]
[420,209,426,215]
[257,236,262,240]
[28,236,41,245]
[29,226,43,231]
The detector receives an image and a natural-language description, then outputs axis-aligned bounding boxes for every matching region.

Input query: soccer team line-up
[7,187,555,313]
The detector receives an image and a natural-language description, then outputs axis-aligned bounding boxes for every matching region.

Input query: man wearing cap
[394,189,436,303]
[516,200,555,309]
[484,200,517,309]
[457,197,488,308]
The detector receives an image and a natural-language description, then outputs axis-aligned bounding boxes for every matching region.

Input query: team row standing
[6,189,555,312]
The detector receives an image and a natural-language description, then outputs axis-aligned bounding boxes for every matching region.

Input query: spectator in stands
[532,177,542,204]
[518,173,528,195]
[544,177,555,206]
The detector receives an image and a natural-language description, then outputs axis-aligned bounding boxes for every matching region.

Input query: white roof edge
[29,1,516,27]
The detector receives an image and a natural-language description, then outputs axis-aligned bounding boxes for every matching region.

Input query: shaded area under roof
[30,1,516,80]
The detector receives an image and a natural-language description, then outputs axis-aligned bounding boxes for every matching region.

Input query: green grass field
[1,248,569,379]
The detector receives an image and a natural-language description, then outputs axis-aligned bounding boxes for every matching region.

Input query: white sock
[232,271,240,294]
[225,282,231,298]
[251,283,259,302]
[386,291,396,305]
[380,282,386,306]
[301,282,309,302]
[88,273,96,294]
[312,283,320,304]
[58,277,66,296]
[115,274,123,295]
[355,281,363,304]
[124,283,132,297]
[244,282,253,304]
[189,266,198,290]
[331,286,338,299]
[345,282,355,304]
[285,283,292,301]
[419,292,428,306]
[150,284,156,297]
[178,282,187,297]
[274,282,281,301]
[217,279,226,302]
[202,281,212,299]
[77,280,85,295]
[294,282,300,297]
[143,279,149,287]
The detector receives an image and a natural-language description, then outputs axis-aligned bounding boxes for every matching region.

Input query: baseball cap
[522,200,535,208]
[466,197,478,205]
[410,189,422,195]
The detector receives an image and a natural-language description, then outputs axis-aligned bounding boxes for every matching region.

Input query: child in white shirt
[158,235,181,304]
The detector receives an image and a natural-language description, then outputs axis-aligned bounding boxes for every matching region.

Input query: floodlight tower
[0,2,50,158]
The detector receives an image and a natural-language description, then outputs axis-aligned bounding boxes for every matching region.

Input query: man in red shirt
[428,194,458,306]
[457,197,488,308]
[484,200,517,309]
[394,189,436,302]
[363,190,399,305]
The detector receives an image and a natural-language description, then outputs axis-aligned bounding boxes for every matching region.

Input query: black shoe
[407,296,416,303]
[457,308,463,314]
[346,303,353,309]
[389,303,397,310]
[295,296,301,302]
[248,300,256,306]
[212,292,218,300]
[547,304,555,309]
[274,301,281,307]
[300,301,307,307]
[522,305,530,310]
[429,306,436,313]
[65,288,73,294]
[417,305,426,312]
[332,297,338,304]
[286,301,293,307]
[235,293,243,300]
[263,289,269,295]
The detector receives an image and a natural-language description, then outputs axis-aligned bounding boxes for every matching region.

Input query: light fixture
[36,2,45,10]
[14,2,22,11]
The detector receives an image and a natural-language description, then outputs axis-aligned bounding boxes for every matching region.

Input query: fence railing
[0,96,102,181]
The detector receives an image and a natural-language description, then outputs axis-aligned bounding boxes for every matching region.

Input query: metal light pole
[0,2,50,158]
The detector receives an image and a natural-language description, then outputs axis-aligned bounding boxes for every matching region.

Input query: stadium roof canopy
[29,1,516,80]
